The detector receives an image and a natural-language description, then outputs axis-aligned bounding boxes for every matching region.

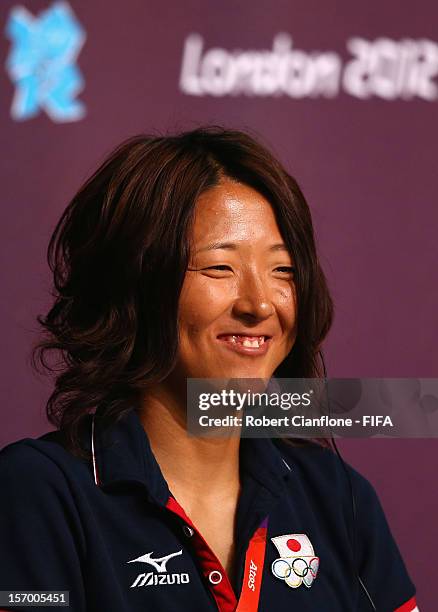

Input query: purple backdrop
[1,0,437,608]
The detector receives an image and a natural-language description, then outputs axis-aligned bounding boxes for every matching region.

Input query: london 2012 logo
[271,534,319,589]
[5,1,86,122]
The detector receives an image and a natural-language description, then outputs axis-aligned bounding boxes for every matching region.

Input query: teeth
[242,338,260,347]
[222,335,266,347]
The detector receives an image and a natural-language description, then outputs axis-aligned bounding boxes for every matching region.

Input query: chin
[220,367,274,381]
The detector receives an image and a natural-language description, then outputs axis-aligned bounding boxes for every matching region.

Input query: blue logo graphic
[5,1,86,122]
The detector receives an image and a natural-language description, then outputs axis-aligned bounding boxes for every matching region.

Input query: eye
[275,266,295,274]
[200,265,234,277]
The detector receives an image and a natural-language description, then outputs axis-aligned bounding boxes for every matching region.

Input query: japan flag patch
[271,533,319,589]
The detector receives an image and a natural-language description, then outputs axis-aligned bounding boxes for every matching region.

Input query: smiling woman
[176,180,298,380]
[0,127,417,612]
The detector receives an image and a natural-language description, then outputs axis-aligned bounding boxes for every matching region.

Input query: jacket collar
[89,406,292,505]
[91,406,171,505]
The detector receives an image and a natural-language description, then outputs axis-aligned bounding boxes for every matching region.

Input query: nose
[232,269,275,321]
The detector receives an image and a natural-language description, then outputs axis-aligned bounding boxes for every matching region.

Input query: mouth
[216,333,272,356]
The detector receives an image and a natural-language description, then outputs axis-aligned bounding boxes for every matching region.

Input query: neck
[138,381,241,514]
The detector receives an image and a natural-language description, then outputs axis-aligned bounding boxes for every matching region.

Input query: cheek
[275,284,297,319]
[177,276,230,339]
[274,286,298,353]
[176,311,205,361]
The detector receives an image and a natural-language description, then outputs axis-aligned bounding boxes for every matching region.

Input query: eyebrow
[196,241,289,253]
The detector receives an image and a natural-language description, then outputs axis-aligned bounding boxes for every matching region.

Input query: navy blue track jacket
[0,407,417,611]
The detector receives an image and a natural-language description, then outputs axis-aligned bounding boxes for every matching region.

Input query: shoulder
[0,422,93,500]
[0,427,94,554]
[275,439,374,503]
[276,440,417,610]
[275,440,396,547]
[0,435,89,606]
[275,439,402,532]
[276,438,376,497]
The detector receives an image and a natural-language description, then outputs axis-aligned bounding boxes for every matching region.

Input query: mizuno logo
[127,549,190,589]
[130,572,190,588]
[127,550,183,573]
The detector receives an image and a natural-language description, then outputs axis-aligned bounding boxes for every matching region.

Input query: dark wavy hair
[31,126,334,457]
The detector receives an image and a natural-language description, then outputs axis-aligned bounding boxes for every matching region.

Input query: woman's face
[173,179,297,381]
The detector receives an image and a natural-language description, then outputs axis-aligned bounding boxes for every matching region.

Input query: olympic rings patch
[271,534,319,589]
